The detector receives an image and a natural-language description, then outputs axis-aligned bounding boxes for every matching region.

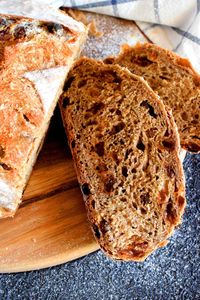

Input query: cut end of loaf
[105,42,200,153]
[60,57,186,261]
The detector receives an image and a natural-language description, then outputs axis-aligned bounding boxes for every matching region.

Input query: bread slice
[0,14,87,218]
[59,57,186,261]
[104,43,200,153]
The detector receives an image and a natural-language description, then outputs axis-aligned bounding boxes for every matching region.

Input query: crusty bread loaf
[0,14,87,218]
[104,43,200,153]
[59,57,186,261]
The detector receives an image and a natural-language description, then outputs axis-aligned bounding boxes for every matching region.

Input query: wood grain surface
[0,12,146,273]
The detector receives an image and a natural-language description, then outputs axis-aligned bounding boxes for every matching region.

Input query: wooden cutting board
[0,12,146,273]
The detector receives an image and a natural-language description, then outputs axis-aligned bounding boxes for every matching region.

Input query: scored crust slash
[0,13,87,218]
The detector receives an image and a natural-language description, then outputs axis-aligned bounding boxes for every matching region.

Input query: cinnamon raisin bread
[60,57,186,261]
[104,43,200,153]
[0,14,87,218]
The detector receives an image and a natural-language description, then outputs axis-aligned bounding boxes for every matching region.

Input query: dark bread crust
[104,43,200,153]
[60,57,186,261]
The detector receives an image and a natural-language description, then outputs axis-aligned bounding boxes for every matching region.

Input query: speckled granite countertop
[0,154,199,300]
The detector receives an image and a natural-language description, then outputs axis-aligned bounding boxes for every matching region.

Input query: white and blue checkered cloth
[1,0,200,71]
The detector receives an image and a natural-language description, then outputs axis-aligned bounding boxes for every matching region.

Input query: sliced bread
[59,57,186,261]
[104,43,200,153]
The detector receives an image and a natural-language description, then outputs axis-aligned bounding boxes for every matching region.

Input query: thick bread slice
[104,43,200,153]
[0,14,87,218]
[59,57,186,261]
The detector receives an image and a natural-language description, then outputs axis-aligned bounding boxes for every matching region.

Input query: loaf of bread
[0,14,87,218]
[104,43,200,153]
[59,57,186,261]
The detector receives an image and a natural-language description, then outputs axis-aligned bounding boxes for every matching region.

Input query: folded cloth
[0,0,199,71]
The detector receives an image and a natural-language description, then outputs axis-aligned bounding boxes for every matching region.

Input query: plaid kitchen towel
[0,0,200,71]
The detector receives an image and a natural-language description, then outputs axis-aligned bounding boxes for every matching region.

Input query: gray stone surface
[0,154,199,300]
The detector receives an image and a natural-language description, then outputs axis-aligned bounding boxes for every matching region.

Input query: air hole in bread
[104,57,115,64]
[0,145,5,158]
[136,139,145,151]
[186,142,200,153]
[112,152,120,164]
[100,70,122,84]
[140,208,147,214]
[121,198,126,202]
[178,196,185,208]
[113,75,122,84]
[194,114,199,119]
[192,135,200,140]
[0,163,12,171]
[14,26,26,39]
[62,97,70,108]
[166,199,177,224]
[71,140,75,148]
[181,112,188,121]
[23,114,30,122]
[191,119,198,125]
[162,140,175,150]
[164,128,170,137]
[104,175,115,193]
[159,75,169,80]
[81,183,91,196]
[94,142,104,156]
[99,218,109,234]
[132,202,138,210]
[132,56,153,67]
[116,109,122,116]
[132,168,136,173]
[85,113,92,119]
[92,224,100,239]
[154,211,159,219]
[91,200,95,208]
[166,165,175,178]
[63,76,75,91]
[86,119,97,126]
[111,122,125,135]
[140,100,157,118]
[122,166,128,177]
[140,193,151,205]
[146,128,157,138]
[120,139,125,145]
[88,102,105,114]
[96,132,103,138]
[96,163,108,172]
[125,148,132,159]
[77,79,87,88]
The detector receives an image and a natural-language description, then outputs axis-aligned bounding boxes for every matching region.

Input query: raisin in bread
[104,43,200,153]
[0,14,87,218]
[59,57,186,261]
